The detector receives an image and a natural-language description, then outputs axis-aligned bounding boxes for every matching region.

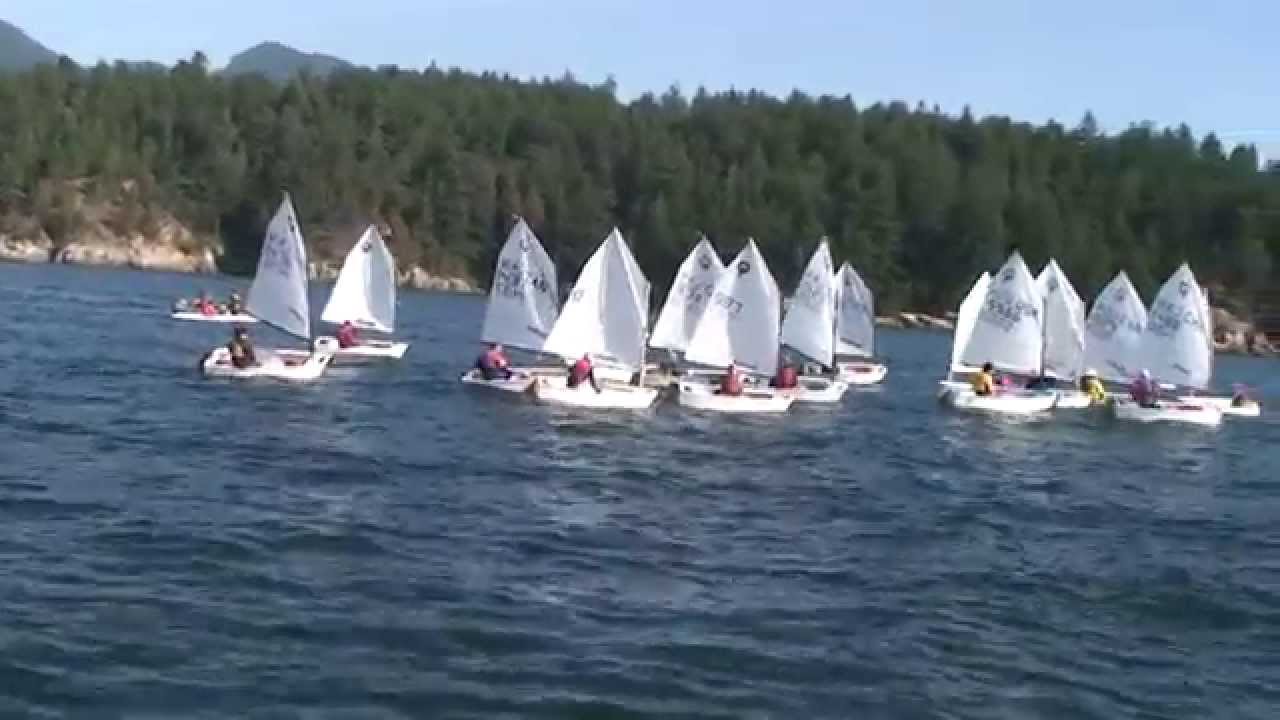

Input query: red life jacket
[721,370,743,396]
[776,366,798,389]
[570,357,592,385]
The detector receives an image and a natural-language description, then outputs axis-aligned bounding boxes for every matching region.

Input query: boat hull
[1178,395,1261,418]
[940,386,1058,414]
[1054,389,1095,409]
[172,312,257,324]
[459,368,536,393]
[676,382,794,413]
[835,361,887,385]
[533,377,659,409]
[1111,398,1222,426]
[280,340,409,362]
[781,377,849,404]
[201,341,334,381]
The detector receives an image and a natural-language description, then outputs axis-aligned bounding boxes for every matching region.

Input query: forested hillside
[2,53,1278,311]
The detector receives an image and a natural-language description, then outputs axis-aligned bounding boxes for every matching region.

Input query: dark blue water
[2,262,1279,718]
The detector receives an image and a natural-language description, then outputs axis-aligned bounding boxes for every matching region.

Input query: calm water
[2,263,1279,719]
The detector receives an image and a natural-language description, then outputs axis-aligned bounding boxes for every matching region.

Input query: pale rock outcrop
[0,229,53,263]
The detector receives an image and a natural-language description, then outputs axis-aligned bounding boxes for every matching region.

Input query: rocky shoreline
[1,227,478,293]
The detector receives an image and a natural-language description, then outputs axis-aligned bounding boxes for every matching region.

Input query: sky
[8,0,1280,160]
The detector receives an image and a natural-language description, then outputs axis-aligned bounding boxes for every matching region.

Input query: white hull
[676,382,794,413]
[1054,389,1095,409]
[533,377,659,409]
[459,368,536,393]
[835,361,887,385]
[201,342,334,381]
[1111,398,1222,426]
[279,340,409,362]
[940,386,1057,414]
[781,377,849,404]
[172,312,257,324]
[1178,395,1261,418]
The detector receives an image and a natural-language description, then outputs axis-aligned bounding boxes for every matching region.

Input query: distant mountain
[0,19,57,71]
[222,42,352,82]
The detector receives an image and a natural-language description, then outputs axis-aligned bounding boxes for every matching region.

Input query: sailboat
[1037,259,1091,408]
[1112,263,1222,426]
[938,252,1058,414]
[833,262,887,385]
[937,271,991,397]
[460,217,561,393]
[1173,282,1261,418]
[649,236,725,360]
[319,225,408,360]
[677,239,794,413]
[777,240,848,403]
[200,194,336,380]
[1082,271,1147,389]
[533,228,660,409]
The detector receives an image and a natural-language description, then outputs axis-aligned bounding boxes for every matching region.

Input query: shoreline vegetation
[1,37,1279,356]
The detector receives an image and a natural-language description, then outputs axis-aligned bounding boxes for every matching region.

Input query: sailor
[227,292,243,315]
[474,343,512,380]
[228,326,258,369]
[567,353,601,392]
[1130,369,1159,408]
[718,362,744,397]
[337,320,361,349]
[972,362,996,396]
[1080,368,1107,404]
[772,363,799,389]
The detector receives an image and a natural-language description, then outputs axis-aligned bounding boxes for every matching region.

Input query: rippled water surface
[2,263,1279,718]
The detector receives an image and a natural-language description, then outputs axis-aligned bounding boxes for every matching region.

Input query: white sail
[780,240,837,366]
[1141,263,1212,390]
[649,237,724,352]
[684,239,782,375]
[542,229,649,369]
[949,272,990,374]
[1083,271,1147,384]
[835,262,875,358]
[958,252,1043,375]
[247,194,311,340]
[320,225,396,333]
[481,218,560,352]
[1036,259,1086,380]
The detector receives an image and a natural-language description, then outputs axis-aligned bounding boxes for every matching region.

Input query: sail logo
[1147,298,1202,337]
[1178,281,1190,297]
[982,291,1038,332]
[261,227,295,277]
[737,261,751,275]
[361,241,372,253]
[493,258,549,299]
[710,290,744,317]
[698,254,713,271]
[679,279,715,308]
[794,274,827,312]
[1001,268,1015,284]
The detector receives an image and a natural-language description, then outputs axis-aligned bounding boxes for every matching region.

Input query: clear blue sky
[8,0,1280,160]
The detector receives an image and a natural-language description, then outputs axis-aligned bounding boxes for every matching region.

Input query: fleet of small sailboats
[176,199,1261,424]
